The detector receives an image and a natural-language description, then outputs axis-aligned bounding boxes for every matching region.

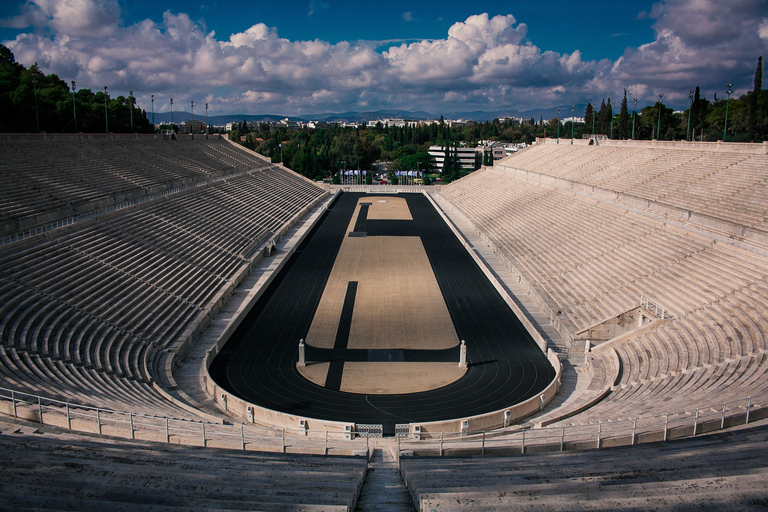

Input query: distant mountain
[151,112,302,125]
[447,105,590,122]
[150,106,592,125]
[309,110,434,123]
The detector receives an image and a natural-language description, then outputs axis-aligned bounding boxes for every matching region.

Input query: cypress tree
[618,90,630,139]
[598,99,611,136]
[748,56,763,141]
[584,103,595,135]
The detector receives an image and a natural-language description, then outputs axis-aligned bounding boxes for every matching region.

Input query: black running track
[209,192,555,434]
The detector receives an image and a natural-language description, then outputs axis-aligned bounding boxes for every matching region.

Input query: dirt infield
[299,196,464,393]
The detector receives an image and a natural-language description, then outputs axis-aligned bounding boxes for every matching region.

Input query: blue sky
[1,1,657,60]
[1,0,766,116]
[113,1,657,61]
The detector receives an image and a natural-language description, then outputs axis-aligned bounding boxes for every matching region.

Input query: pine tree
[618,90,630,139]
[748,56,763,141]
[598,99,611,136]
[584,103,595,135]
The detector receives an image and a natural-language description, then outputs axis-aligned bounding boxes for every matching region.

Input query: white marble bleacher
[401,422,768,511]
[441,145,768,427]
[499,143,768,233]
[0,137,274,237]
[0,140,327,420]
[0,424,368,512]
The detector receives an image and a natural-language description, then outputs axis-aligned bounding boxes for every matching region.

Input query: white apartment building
[428,145,478,171]
[366,118,407,128]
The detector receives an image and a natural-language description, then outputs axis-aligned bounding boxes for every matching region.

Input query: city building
[428,144,478,171]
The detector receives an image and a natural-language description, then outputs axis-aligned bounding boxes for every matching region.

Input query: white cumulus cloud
[1,1,765,114]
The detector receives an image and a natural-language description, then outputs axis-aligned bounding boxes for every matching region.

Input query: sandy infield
[298,196,466,394]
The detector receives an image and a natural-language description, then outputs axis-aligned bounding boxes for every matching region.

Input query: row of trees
[572,58,766,142]
[236,57,765,181]
[0,45,153,134]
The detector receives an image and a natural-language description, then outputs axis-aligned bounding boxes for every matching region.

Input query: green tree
[584,103,595,136]
[618,90,630,139]
[597,99,612,136]
[748,56,763,141]
[0,44,152,134]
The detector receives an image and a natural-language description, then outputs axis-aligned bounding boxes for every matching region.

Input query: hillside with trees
[0,45,152,134]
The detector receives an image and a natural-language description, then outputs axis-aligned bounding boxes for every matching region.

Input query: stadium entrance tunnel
[207,192,558,436]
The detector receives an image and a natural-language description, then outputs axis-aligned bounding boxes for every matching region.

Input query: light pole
[104,86,109,133]
[571,105,575,144]
[191,100,194,136]
[151,94,155,128]
[205,103,209,137]
[170,98,174,133]
[557,107,560,143]
[686,89,693,141]
[723,83,733,141]
[32,77,40,132]
[129,91,134,133]
[591,104,596,137]
[656,94,663,140]
[632,98,637,140]
[71,81,77,132]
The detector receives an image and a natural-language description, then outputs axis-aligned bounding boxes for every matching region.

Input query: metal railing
[1,387,766,459]
[640,295,667,319]
[397,392,768,456]
[0,388,368,455]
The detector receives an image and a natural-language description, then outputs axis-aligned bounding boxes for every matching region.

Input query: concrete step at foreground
[355,448,415,512]
[2,493,349,512]
[0,427,366,512]
[401,422,768,511]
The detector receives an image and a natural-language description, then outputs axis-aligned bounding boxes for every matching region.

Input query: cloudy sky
[1,0,766,116]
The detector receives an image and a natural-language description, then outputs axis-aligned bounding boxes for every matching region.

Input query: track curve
[209,192,555,434]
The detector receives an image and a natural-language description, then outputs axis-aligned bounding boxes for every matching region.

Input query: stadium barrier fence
[1,386,766,459]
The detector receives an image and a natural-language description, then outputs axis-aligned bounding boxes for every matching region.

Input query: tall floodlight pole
[687,89,694,141]
[205,103,209,137]
[191,100,194,124]
[723,83,733,141]
[571,105,575,144]
[557,107,560,143]
[170,98,174,133]
[656,94,663,140]
[632,98,637,140]
[151,94,155,128]
[71,81,77,132]
[104,86,109,133]
[32,77,40,132]
[129,91,134,133]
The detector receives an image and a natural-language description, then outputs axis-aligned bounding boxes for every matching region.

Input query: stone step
[355,449,415,512]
